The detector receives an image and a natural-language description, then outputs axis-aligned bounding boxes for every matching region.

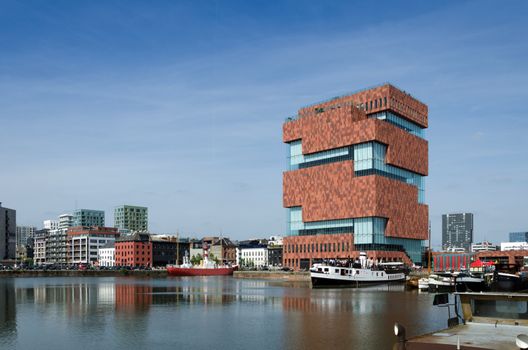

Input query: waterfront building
[46,214,73,264]
[0,202,16,263]
[15,226,36,260]
[115,232,151,267]
[16,226,36,247]
[190,236,236,265]
[442,213,474,252]
[282,83,428,270]
[500,241,528,251]
[268,235,283,267]
[237,239,269,268]
[509,231,528,242]
[59,214,73,230]
[97,243,115,267]
[114,205,148,233]
[150,234,178,267]
[67,226,119,265]
[476,249,528,266]
[471,241,497,252]
[190,237,213,260]
[432,251,474,272]
[210,237,236,264]
[72,209,105,228]
[33,229,48,265]
[43,220,58,230]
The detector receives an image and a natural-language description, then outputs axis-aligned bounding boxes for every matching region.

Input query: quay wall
[0,270,168,278]
[234,271,310,281]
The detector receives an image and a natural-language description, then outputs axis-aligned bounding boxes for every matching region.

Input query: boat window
[376,273,378,276]
[473,300,528,320]
[335,269,339,273]
[318,268,322,272]
[324,268,329,272]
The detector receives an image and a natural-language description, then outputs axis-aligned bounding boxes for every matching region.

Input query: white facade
[98,247,115,267]
[238,247,268,268]
[59,214,73,230]
[268,235,283,247]
[43,220,59,230]
[471,241,497,252]
[445,247,466,253]
[501,242,528,251]
[70,234,116,265]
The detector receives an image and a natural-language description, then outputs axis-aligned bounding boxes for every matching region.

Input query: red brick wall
[283,111,427,175]
[115,241,152,267]
[297,83,427,128]
[283,234,413,269]
[283,162,428,240]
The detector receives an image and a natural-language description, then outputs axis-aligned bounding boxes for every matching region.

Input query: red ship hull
[167,265,238,276]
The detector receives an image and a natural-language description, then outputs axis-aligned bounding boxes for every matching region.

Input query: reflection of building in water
[115,283,153,313]
[282,289,412,350]
[0,279,16,342]
[30,281,115,322]
[97,283,115,305]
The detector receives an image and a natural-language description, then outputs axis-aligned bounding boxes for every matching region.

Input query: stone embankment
[233,271,310,281]
[0,270,168,277]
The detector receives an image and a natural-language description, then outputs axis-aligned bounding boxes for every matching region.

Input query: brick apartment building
[115,232,152,267]
[282,83,428,270]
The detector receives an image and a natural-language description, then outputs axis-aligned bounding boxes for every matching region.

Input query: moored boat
[310,252,406,288]
[427,273,455,293]
[454,272,487,292]
[167,246,237,277]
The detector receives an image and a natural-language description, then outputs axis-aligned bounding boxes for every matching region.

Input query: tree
[190,253,202,266]
[208,253,219,264]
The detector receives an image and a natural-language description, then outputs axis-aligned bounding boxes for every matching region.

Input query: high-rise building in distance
[114,205,148,233]
[509,231,528,242]
[282,83,429,269]
[72,209,105,227]
[16,226,36,247]
[442,213,474,252]
[0,202,16,262]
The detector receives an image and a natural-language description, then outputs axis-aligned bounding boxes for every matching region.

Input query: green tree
[208,253,220,264]
[190,253,202,265]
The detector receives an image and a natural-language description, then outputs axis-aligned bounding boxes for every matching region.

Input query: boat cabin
[399,292,528,349]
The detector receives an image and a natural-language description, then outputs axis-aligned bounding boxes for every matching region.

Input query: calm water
[0,276,448,350]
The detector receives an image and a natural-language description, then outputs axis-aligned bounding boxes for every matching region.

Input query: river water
[0,276,449,350]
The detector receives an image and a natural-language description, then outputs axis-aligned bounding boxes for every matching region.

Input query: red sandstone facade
[282,83,429,270]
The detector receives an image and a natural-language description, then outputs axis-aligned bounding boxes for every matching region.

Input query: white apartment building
[236,240,268,268]
[471,241,497,252]
[98,246,115,267]
[43,220,59,230]
[34,232,47,265]
[501,242,528,251]
[68,234,115,265]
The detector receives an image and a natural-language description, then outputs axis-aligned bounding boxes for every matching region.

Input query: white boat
[418,277,429,290]
[310,252,406,288]
[427,273,455,293]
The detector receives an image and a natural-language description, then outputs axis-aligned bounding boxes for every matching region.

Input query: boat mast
[176,231,180,265]
[428,221,432,274]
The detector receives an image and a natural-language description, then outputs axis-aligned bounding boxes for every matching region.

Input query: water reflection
[0,277,446,350]
[0,279,16,344]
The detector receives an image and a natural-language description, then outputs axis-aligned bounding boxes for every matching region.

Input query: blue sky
[1,0,527,248]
